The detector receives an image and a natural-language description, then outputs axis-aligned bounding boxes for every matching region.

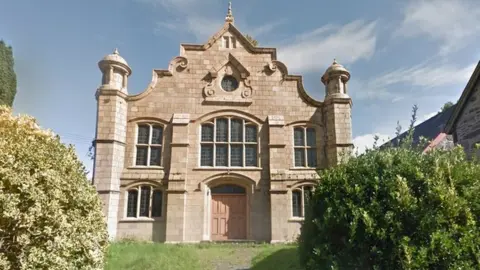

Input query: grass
[105,241,302,270]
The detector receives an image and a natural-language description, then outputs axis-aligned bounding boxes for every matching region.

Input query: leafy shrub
[298,140,480,269]
[0,106,108,269]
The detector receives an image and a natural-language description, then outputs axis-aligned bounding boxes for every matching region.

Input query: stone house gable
[445,61,480,157]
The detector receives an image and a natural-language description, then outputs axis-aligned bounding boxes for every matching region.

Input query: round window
[221,75,239,92]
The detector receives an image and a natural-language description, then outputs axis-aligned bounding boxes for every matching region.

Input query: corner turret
[321,59,350,99]
[98,48,132,93]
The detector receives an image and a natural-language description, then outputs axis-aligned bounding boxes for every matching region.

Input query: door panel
[211,194,246,240]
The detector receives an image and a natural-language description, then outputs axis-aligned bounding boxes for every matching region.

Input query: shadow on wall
[250,246,302,270]
[152,222,166,242]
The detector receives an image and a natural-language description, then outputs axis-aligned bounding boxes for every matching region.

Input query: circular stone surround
[221,75,239,92]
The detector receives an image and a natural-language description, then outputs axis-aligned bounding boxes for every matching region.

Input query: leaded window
[135,124,163,166]
[293,127,317,167]
[200,117,258,167]
[292,185,313,217]
[126,185,163,218]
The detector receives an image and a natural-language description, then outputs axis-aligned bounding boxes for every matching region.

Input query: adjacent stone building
[445,61,480,158]
[92,5,353,243]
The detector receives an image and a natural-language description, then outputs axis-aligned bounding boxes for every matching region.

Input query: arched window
[126,185,163,218]
[293,127,317,167]
[292,185,313,217]
[200,117,258,167]
[135,123,163,166]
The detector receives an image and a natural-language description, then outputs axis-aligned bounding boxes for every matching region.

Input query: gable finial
[225,1,234,24]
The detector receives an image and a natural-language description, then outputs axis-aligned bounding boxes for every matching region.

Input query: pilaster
[165,113,189,243]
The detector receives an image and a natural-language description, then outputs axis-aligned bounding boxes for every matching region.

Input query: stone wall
[455,82,480,158]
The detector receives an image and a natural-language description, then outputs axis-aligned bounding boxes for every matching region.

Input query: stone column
[165,113,189,243]
[267,115,290,242]
[324,98,353,166]
[92,90,128,240]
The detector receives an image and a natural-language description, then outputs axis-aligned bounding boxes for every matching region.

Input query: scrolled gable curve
[265,60,323,107]
[168,56,189,73]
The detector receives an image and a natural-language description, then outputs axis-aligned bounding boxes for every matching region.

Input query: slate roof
[382,104,457,148]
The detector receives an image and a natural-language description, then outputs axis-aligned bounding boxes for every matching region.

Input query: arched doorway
[210,184,247,240]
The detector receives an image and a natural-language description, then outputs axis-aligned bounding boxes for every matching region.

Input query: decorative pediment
[202,53,253,106]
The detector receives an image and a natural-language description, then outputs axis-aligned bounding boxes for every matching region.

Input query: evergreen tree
[0,40,17,107]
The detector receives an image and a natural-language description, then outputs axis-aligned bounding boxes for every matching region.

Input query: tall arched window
[135,123,163,166]
[292,185,313,217]
[126,185,163,218]
[200,117,258,167]
[293,127,317,167]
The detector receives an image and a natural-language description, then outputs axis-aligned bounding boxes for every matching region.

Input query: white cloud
[138,0,284,42]
[277,20,377,73]
[353,61,477,101]
[353,133,390,155]
[396,0,480,55]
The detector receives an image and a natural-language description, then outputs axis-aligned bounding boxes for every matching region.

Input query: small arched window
[135,123,163,166]
[292,185,313,217]
[126,185,163,218]
[200,117,258,167]
[293,127,317,167]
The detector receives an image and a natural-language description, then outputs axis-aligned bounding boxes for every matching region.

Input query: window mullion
[149,188,153,218]
[146,125,152,166]
[304,128,308,167]
[136,187,141,218]
[228,118,231,167]
[301,186,305,217]
[213,119,217,167]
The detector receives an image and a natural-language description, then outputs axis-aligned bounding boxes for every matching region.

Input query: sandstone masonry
[92,6,353,243]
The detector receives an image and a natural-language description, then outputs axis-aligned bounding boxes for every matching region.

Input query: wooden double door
[210,185,247,240]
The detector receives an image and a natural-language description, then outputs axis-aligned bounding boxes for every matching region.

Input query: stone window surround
[122,183,165,222]
[290,184,315,221]
[198,116,259,168]
[292,125,318,169]
[132,122,165,168]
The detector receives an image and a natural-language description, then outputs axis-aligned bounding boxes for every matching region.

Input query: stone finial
[321,59,350,99]
[113,48,119,55]
[225,1,234,24]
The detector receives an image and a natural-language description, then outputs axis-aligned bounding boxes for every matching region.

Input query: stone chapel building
[92,4,353,243]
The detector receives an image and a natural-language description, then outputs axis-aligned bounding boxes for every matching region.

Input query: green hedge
[0,106,108,269]
[298,145,480,269]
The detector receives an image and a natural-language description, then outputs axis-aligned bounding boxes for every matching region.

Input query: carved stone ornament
[168,56,189,73]
[202,53,253,106]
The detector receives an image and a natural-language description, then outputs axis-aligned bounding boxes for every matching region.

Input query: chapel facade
[92,4,353,243]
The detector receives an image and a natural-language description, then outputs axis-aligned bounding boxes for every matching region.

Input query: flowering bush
[298,142,480,269]
[0,106,108,269]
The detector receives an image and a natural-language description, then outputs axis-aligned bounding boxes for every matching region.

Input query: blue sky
[2,0,480,177]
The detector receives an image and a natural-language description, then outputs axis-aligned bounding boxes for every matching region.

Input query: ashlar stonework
[92,7,353,243]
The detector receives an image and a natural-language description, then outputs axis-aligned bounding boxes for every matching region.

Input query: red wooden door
[211,194,246,240]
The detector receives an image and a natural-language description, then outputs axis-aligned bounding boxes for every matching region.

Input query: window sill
[119,217,164,223]
[193,167,263,171]
[289,167,319,171]
[288,217,305,222]
[127,166,164,170]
